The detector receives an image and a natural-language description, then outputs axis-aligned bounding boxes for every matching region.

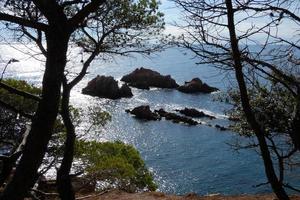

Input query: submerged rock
[176,108,216,119]
[177,78,218,94]
[127,106,198,125]
[121,67,179,89]
[155,108,198,126]
[127,105,161,121]
[215,124,228,131]
[82,75,133,99]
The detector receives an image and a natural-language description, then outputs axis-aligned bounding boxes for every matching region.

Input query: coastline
[76,190,300,200]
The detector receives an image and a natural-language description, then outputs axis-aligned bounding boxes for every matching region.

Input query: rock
[119,83,133,97]
[125,109,131,113]
[176,108,216,119]
[127,105,161,121]
[155,108,168,116]
[127,106,199,125]
[121,67,179,89]
[177,78,218,94]
[155,108,198,126]
[128,82,150,90]
[215,124,227,131]
[82,75,133,99]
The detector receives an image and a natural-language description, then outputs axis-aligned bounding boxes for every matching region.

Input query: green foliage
[227,83,295,138]
[0,78,41,114]
[0,79,41,151]
[86,107,112,131]
[74,140,157,192]
[0,108,26,151]
[73,0,165,55]
[47,107,111,162]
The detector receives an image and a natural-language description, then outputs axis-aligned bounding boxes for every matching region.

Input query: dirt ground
[75,190,300,200]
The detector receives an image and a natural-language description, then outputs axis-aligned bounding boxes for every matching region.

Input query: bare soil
[76,190,300,200]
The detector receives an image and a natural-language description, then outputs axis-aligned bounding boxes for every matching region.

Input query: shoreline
[76,190,300,200]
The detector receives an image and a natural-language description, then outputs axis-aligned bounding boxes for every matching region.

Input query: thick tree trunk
[57,86,76,200]
[0,30,70,200]
[224,0,289,199]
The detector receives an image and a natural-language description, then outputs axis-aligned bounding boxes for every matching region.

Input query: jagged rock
[119,84,132,97]
[155,108,198,126]
[176,108,216,119]
[127,105,161,121]
[127,106,199,125]
[177,78,218,94]
[82,75,133,99]
[121,67,179,89]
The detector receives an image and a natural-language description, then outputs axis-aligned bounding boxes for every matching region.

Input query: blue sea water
[1,46,298,195]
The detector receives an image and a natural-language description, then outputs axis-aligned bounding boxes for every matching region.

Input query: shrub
[0,78,41,114]
[0,79,41,151]
[75,140,157,192]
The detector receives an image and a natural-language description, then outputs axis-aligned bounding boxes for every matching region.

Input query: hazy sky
[159,0,184,35]
[159,0,298,41]
[0,1,298,42]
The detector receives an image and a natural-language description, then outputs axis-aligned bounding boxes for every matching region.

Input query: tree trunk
[291,90,300,151]
[0,29,70,200]
[57,86,76,200]
[0,152,22,187]
[224,0,289,199]
[235,67,290,200]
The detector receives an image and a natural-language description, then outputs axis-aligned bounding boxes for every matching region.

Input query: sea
[0,44,298,195]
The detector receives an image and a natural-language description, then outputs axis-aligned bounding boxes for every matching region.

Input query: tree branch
[0,81,41,102]
[68,0,106,30]
[21,26,47,57]
[0,99,33,119]
[0,13,48,31]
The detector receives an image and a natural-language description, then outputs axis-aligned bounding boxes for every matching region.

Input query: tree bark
[0,152,22,187]
[225,0,289,199]
[291,89,300,151]
[0,29,70,200]
[57,85,76,200]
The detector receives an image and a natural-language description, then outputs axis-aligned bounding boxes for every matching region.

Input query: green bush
[75,140,157,192]
[227,84,295,137]
[0,78,41,114]
[0,79,41,151]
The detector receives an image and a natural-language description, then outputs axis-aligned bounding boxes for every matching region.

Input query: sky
[0,1,298,43]
[159,0,299,42]
[158,0,184,35]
